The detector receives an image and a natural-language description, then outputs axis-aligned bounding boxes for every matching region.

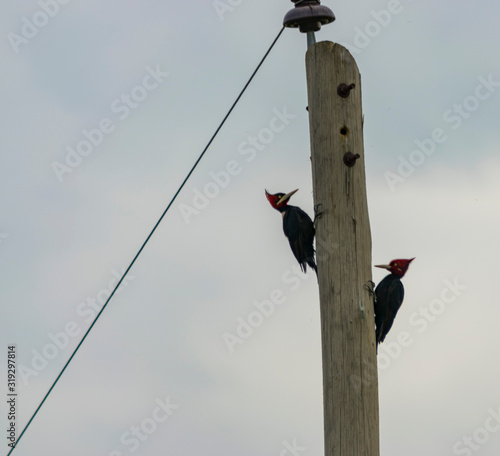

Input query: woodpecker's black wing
[282,205,317,274]
[374,274,404,344]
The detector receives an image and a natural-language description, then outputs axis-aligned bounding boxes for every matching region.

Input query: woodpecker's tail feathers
[301,257,318,276]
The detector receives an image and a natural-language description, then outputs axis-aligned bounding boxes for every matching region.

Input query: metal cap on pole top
[283,0,335,47]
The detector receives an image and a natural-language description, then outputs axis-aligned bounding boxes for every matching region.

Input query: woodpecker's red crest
[375,258,415,277]
[265,189,298,210]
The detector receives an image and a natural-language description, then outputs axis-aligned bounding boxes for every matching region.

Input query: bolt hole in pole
[340,126,349,135]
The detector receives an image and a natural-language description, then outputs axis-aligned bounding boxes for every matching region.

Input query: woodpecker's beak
[278,189,298,205]
[375,264,391,270]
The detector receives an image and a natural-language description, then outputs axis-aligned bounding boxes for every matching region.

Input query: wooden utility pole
[283,2,380,455]
[306,41,379,456]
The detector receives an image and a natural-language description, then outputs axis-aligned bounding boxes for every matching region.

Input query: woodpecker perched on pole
[265,189,317,274]
[374,258,414,348]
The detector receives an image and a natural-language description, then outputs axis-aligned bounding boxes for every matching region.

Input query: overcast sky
[2,1,500,455]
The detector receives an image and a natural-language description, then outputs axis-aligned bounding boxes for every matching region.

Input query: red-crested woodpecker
[265,189,317,275]
[374,258,415,348]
